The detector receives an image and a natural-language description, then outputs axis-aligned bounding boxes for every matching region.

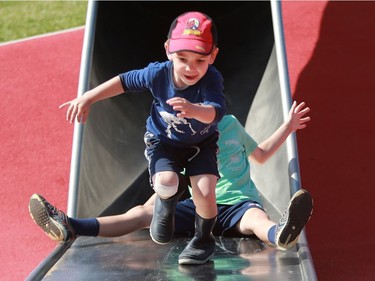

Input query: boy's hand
[167,97,216,123]
[287,101,311,132]
[167,97,195,118]
[59,96,91,124]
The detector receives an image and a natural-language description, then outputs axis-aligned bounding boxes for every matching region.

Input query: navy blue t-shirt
[119,61,226,148]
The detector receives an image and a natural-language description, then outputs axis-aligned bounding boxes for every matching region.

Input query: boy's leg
[236,206,276,243]
[29,193,156,242]
[150,174,189,244]
[275,189,313,250]
[178,213,216,265]
[231,191,313,250]
[144,132,190,244]
[96,204,154,237]
[178,174,217,265]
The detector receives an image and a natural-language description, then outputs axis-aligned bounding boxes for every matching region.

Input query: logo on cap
[183,18,201,36]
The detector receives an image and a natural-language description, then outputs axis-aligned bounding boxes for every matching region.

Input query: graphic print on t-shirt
[160,111,197,138]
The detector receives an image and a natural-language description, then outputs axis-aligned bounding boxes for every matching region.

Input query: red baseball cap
[167,11,218,55]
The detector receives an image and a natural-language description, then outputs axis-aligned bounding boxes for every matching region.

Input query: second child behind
[59,11,226,265]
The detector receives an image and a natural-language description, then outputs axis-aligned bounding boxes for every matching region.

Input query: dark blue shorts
[144,131,220,187]
[174,199,264,237]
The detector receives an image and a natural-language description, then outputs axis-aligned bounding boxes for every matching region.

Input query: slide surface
[27,2,316,280]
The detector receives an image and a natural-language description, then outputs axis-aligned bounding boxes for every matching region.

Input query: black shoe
[275,189,313,250]
[178,214,216,265]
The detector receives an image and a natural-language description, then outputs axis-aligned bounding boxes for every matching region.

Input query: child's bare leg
[97,204,154,237]
[29,193,156,243]
[190,174,218,218]
[236,208,275,243]
[237,189,313,250]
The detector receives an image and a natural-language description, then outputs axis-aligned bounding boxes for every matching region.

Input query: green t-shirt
[215,115,262,205]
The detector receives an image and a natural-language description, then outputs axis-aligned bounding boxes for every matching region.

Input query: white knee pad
[154,182,178,199]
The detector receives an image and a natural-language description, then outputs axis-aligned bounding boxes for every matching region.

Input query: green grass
[0,1,88,43]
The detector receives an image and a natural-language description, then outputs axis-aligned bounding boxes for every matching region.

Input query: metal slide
[27,1,317,280]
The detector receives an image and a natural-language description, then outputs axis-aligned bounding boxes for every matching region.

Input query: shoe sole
[276,189,313,250]
[28,194,66,243]
[178,253,214,265]
[149,229,171,245]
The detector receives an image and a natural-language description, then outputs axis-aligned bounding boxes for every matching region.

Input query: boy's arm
[167,97,216,124]
[249,101,310,164]
[60,76,125,124]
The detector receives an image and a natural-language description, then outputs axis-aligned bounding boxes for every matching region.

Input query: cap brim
[168,39,213,55]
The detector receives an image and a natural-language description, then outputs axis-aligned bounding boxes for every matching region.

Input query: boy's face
[166,47,219,88]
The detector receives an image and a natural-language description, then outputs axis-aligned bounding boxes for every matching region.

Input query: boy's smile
[168,49,219,88]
